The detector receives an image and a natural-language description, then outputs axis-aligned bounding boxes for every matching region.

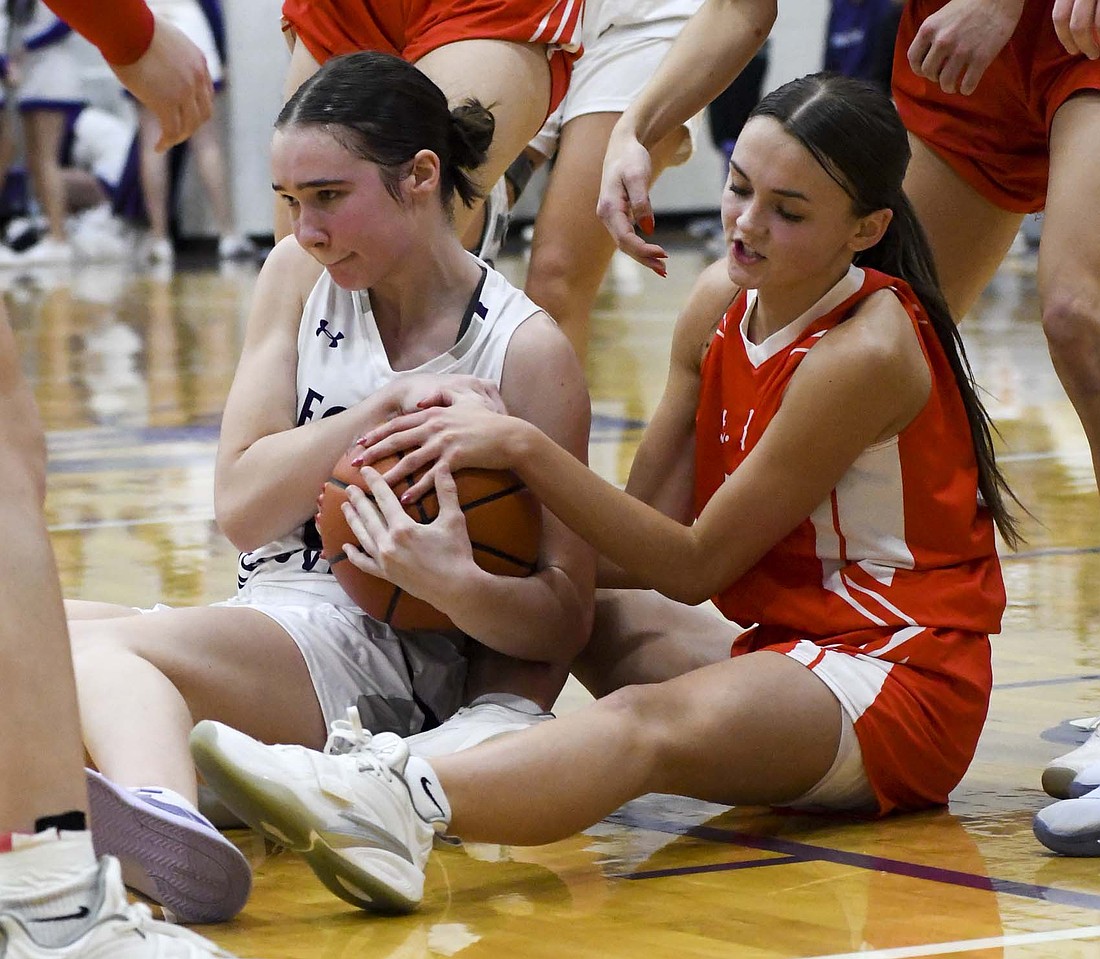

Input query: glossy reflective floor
[19,236,1100,958]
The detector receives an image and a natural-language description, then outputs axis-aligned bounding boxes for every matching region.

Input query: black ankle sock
[34,811,87,834]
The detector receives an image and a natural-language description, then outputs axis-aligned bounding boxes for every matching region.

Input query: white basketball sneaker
[85,769,252,923]
[190,721,447,914]
[1043,718,1100,798]
[404,694,553,758]
[0,852,237,957]
[1034,787,1100,856]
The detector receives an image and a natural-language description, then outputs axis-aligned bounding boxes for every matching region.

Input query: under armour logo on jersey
[315,318,344,348]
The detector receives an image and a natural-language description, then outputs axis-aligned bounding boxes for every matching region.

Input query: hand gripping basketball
[316,445,541,632]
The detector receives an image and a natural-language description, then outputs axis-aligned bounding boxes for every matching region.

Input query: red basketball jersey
[694,267,1005,639]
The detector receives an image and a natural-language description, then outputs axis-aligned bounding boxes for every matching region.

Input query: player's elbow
[663,577,716,607]
[214,490,266,552]
[742,0,777,34]
[659,538,734,606]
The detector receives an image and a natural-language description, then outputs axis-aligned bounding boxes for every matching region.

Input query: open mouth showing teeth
[734,240,763,260]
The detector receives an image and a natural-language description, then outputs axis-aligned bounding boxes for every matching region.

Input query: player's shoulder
[824,285,920,368]
[258,236,325,299]
[505,308,581,380]
[798,285,929,406]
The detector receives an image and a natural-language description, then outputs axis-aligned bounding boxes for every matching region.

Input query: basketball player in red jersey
[188,74,1016,915]
[589,0,1100,847]
[275,0,584,244]
[0,5,242,956]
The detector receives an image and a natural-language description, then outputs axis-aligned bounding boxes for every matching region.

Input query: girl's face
[720,117,882,305]
[271,126,410,290]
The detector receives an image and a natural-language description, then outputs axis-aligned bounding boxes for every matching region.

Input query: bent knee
[1042,292,1100,367]
[597,683,683,745]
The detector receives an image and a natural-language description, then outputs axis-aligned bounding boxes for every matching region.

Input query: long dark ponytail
[750,73,1022,549]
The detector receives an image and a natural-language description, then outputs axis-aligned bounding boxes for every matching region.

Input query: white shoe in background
[16,237,74,266]
[217,234,257,260]
[139,235,175,268]
[1043,719,1100,798]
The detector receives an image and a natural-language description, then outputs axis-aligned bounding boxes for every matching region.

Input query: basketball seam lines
[459,484,526,512]
[470,542,538,571]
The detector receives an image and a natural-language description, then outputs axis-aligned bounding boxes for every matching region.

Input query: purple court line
[996,674,1100,690]
[609,812,1100,911]
[1002,546,1100,561]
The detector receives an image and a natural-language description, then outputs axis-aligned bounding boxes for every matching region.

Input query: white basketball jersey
[237,257,542,602]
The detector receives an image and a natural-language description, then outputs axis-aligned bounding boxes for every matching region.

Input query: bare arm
[214,240,414,550]
[42,0,212,150]
[447,315,595,663]
[347,315,595,664]
[360,290,930,606]
[111,17,213,150]
[598,0,776,268]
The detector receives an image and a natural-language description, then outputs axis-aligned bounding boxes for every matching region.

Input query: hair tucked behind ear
[749,73,1024,549]
[278,50,494,211]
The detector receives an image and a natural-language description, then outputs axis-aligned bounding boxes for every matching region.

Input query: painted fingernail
[639,215,655,235]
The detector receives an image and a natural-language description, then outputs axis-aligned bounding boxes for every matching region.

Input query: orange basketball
[316,445,542,632]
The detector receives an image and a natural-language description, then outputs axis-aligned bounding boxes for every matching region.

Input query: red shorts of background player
[893,0,1100,213]
[282,0,583,119]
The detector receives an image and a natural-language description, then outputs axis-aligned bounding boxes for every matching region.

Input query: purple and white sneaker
[86,768,252,923]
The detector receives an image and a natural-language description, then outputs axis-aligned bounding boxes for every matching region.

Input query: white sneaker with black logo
[0,854,237,958]
[190,721,445,914]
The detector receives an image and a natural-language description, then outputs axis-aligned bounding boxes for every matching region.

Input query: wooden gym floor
[16,234,1100,958]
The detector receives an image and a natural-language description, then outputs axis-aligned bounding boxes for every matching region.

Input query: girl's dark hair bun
[449,99,495,171]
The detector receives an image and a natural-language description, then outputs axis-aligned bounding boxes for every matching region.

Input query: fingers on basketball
[316,446,541,631]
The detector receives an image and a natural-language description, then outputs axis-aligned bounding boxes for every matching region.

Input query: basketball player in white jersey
[63,50,594,925]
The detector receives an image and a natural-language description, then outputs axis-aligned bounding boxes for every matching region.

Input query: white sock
[0,830,100,946]
[404,756,452,827]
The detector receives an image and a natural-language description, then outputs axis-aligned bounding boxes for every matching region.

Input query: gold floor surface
[15,239,1100,959]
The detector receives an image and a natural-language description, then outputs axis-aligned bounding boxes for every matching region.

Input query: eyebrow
[729,160,810,202]
[270,178,351,192]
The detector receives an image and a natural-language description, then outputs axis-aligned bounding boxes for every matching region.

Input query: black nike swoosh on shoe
[30,906,90,923]
[420,777,446,819]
